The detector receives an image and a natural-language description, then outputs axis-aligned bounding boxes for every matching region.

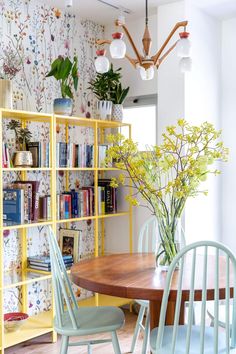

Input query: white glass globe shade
[139,66,154,81]
[176,38,191,58]
[110,39,126,59]
[179,57,192,73]
[95,56,110,74]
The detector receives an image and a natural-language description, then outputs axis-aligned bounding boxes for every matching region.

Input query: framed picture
[59,228,80,262]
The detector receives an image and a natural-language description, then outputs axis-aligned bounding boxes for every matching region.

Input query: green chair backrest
[156,240,236,354]
[48,227,79,330]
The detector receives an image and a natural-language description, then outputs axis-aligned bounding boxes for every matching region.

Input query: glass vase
[155,217,184,271]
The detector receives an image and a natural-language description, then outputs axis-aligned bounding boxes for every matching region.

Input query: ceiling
[46,0,236,23]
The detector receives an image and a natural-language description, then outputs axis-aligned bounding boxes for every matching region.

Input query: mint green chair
[48,227,125,354]
[131,216,187,354]
[150,240,236,354]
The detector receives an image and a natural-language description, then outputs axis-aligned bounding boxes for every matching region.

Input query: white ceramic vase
[0,79,13,109]
[112,104,123,122]
[97,100,112,120]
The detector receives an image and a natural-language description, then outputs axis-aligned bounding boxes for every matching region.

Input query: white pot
[97,100,112,120]
[0,79,13,109]
[112,104,123,122]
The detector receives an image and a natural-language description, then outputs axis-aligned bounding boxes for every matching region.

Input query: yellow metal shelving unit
[0,108,133,353]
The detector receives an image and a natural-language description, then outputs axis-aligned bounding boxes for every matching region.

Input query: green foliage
[46,56,79,99]
[110,83,129,105]
[88,64,122,101]
[7,120,32,150]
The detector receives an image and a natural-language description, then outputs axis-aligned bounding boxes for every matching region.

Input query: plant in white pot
[88,64,121,120]
[110,82,129,122]
[46,55,79,116]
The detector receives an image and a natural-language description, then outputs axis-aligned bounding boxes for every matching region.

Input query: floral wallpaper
[1,0,104,315]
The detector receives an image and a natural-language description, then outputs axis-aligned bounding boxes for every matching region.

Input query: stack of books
[57,187,94,219]
[56,142,94,168]
[28,254,73,271]
[3,181,40,224]
[98,179,117,214]
[27,142,50,168]
[2,142,13,168]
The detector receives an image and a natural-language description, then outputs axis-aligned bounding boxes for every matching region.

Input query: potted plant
[89,64,121,120]
[7,120,33,167]
[46,56,79,116]
[110,82,129,122]
[105,120,228,269]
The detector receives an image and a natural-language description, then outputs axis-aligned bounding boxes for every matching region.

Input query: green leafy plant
[88,64,121,101]
[46,56,79,99]
[7,120,32,150]
[110,83,129,105]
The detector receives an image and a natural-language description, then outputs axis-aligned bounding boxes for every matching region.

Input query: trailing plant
[88,64,121,101]
[46,56,79,99]
[7,120,32,151]
[110,83,129,105]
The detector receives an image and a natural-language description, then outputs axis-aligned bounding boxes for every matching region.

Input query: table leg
[149,300,185,330]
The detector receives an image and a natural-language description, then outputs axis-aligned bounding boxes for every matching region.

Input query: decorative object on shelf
[110,82,129,122]
[95,0,191,80]
[4,312,29,332]
[105,120,228,269]
[6,119,33,167]
[0,43,22,108]
[89,64,121,120]
[46,55,79,115]
[59,228,81,263]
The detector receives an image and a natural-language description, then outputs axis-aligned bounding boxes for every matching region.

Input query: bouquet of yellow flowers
[105,119,228,267]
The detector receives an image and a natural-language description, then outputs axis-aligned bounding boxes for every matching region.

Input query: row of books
[2,143,13,168]
[57,143,94,168]
[27,142,50,168]
[27,254,73,271]
[57,187,94,220]
[98,179,118,214]
[3,181,40,224]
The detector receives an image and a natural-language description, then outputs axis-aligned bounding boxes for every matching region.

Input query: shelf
[4,311,53,348]
[55,114,131,128]
[56,167,119,171]
[3,269,52,289]
[0,109,52,123]
[78,294,132,308]
[3,220,53,231]
[56,212,129,224]
[3,167,52,172]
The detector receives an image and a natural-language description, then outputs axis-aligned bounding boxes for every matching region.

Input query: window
[123,95,157,151]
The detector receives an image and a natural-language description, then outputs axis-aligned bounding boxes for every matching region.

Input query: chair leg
[88,343,92,354]
[142,310,150,354]
[60,335,69,354]
[130,305,146,352]
[111,331,121,354]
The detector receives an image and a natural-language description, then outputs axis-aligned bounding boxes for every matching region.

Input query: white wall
[221,18,236,251]
[185,2,222,242]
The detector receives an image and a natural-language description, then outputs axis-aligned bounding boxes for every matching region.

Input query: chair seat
[150,325,227,354]
[55,306,125,336]
[207,302,233,328]
[135,299,149,308]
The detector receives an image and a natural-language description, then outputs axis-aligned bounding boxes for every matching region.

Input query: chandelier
[94,0,191,80]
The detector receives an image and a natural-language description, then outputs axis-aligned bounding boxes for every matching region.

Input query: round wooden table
[71,253,233,330]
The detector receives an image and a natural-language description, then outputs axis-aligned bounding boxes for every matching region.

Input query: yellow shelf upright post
[0,109,4,354]
[94,122,99,307]
[128,124,133,253]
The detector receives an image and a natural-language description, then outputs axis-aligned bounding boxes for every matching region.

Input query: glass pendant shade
[95,50,110,73]
[139,65,154,81]
[176,32,191,57]
[179,57,192,73]
[110,32,126,59]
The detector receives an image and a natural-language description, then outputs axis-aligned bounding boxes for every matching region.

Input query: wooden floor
[6,309,144,354]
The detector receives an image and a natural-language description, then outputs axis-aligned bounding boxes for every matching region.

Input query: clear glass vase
[155,217,184,271]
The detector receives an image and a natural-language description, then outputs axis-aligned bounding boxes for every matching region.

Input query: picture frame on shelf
[59,228,80,263]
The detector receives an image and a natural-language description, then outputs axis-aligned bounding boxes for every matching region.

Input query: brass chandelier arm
[151,20,188,66]
[115,20,143,65]
[156,41,178,69]
[96,39,138,68]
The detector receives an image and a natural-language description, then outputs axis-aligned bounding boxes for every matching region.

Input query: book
[3,189,24,224]
[16,181,40,221]
[28,254,73,264]
[28,263,73,271]
[10,182,33,222]
[27,142,40,167]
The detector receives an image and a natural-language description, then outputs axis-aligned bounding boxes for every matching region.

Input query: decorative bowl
[4,312,29,332]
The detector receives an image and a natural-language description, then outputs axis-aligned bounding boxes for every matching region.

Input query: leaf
[59,57,72,80]
[64,85,73,99]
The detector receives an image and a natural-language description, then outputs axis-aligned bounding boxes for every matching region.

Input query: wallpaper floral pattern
[1,0,104,315]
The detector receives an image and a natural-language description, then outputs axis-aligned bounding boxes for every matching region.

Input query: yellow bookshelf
[0,108,133,352]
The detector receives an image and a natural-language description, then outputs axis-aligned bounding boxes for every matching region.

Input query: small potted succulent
[89,64,121,120]
[110,82,129,122]
[7,120,33,167]
[46,56,79,116]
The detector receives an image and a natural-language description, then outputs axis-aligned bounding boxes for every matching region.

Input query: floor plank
[6,309,144,354]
